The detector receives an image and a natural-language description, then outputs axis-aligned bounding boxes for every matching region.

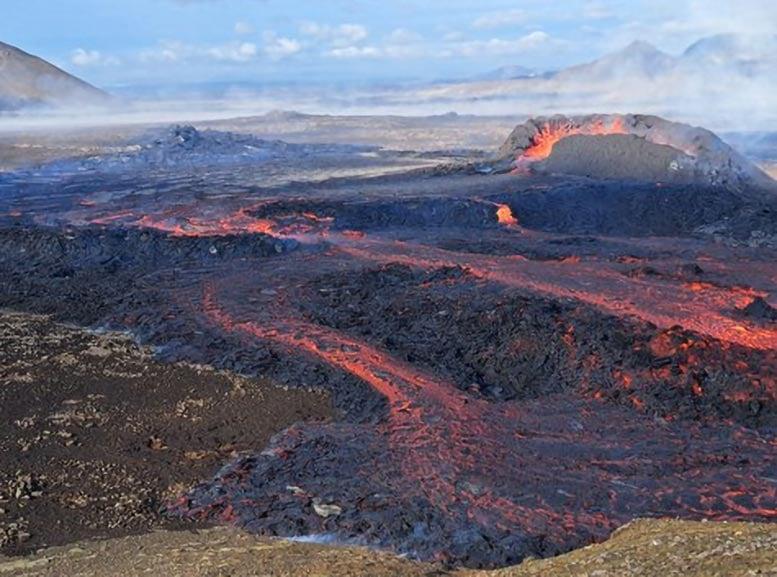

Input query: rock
[312,498,342,518]
[147,436,167,451]
[741,297,777,322]
[678,263,704,277]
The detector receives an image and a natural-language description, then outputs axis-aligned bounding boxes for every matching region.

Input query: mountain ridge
[0,40,108,110]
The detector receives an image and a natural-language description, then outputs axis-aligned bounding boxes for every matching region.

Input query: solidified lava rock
[488,181,744,237]
[250,198,502,231]
[3,223,776,568]
[28,124,378,174]
[0,226,296,325]
[741,297,777,323]
[0,226,295,268]
[302,264,777,427]
[696,204,777,248]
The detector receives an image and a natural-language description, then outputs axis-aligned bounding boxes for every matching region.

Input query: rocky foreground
[0,311,333,555]
[0,520,774,577]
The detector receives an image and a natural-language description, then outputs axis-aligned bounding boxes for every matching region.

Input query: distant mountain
[0,41,108,110]
[551,40,676,84]
[683,34,777,63]
[409,35,777,127]
[680,34,777,77]
[473,65,543,81]
[462,35,776,91]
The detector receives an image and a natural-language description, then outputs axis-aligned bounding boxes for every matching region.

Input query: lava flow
[172,275,777,568]
[3,128,777,568]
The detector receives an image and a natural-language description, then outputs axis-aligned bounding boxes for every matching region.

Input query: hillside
[0,41,108,110]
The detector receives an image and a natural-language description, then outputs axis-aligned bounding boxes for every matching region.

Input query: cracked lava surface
[1,163,776,568]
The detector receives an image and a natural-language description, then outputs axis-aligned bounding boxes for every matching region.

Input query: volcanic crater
[1,117,776,568]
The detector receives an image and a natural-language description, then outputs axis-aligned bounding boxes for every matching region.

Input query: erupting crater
[499,114,776,192]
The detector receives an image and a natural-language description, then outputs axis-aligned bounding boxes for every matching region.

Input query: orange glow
[520,117,627,161]
[338,239,777,352]
[650,333,677,357]
[192,279,777,549]
[496,204,518,226]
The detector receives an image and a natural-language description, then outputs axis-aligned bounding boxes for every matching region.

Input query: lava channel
[170,279,777,568]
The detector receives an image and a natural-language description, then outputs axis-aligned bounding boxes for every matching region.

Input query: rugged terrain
[0,311,333,554]
[0,116,775,570]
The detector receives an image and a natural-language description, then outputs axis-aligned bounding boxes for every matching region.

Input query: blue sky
[1,0,774,88]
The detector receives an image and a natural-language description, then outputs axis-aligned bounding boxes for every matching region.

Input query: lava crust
[1,120,776,568]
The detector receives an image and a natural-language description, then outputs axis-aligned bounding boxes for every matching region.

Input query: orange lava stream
[201,283,620,535]
[335,237,777,353]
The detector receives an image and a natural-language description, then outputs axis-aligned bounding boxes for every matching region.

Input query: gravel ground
[0,311,333,555]
[0,520,773,577]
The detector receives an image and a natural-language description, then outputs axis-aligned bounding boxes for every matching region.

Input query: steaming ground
[0,112,520,172]
[0,115,776,570]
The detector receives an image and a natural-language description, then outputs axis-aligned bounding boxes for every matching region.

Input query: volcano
[498,114,776,193]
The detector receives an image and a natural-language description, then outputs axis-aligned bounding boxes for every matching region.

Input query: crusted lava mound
[34,124,377,174]
[498,114,776,193]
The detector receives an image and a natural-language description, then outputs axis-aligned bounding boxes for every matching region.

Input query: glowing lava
[520,117,627,161]
[496,203,518,226]
[170,277,777,567]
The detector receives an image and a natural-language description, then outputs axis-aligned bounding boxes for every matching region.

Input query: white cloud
[208,41,258,62]
[138,41,184,63]
[319,28,426,60]
[448,30,552,57]
[263,31,303,59]
[326,45,381,59]
[139,40,259,64]
[70,48,120,67]
[473,9,529,30]
[234,21,255,35]
[300,22,369,47]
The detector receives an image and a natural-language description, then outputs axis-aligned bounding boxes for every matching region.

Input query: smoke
[391,34,777,132]
[1,34,776,135]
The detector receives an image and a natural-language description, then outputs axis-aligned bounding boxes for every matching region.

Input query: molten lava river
[2,169,776,568]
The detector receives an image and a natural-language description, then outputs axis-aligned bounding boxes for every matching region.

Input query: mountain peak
[553,39,674,83]
[0,40,108,111]
[683,33,777,60]
[622,40,662,54]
